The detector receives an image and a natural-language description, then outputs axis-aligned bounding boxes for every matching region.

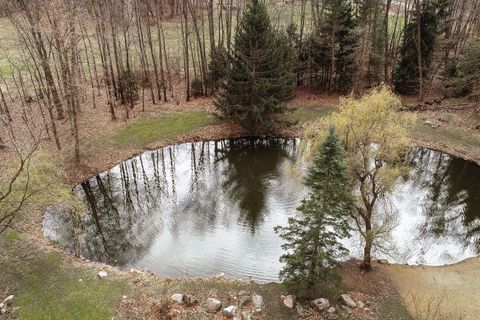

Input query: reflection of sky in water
[43,139,480,282]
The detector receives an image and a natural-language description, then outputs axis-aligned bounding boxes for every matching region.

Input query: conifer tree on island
[275,127,353,296]
[215,0,296,134]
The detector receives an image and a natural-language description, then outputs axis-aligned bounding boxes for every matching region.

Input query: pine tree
[298,0,357,92]
[214,0,295,134]
[393,0,442,94]
[275,127,353,296]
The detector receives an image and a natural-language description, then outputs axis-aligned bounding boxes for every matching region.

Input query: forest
[1,0,480,319]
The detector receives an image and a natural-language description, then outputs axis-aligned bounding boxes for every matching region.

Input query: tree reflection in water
[43,141,480,280]
[409,148,480,253]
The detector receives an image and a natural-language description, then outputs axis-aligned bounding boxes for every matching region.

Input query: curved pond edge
[47,132,480,280]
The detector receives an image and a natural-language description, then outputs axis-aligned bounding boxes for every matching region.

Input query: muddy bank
[381,256,480,320]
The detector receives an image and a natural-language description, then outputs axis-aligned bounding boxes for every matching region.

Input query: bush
[191,78,204,97]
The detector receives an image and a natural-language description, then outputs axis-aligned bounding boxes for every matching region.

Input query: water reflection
[43,139,480,281]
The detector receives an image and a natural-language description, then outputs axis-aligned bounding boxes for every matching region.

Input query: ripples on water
[43,139,480,282]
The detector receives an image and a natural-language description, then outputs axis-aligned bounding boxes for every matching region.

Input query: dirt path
[381,256,480,319]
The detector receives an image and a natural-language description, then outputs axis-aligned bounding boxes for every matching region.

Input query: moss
[0,236,132,320]
[3,230,20,242]
[104,111,217,148]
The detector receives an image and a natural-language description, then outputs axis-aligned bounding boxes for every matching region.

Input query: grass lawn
[102,111,218,149]
[1,231,134,320]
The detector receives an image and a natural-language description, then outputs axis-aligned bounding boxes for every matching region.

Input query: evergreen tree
[207,45,228,93]
[393,0,443,94]
[214,0,295,134]
[275,127,353,296]
[298,0,357,92]
[334,0,358,91]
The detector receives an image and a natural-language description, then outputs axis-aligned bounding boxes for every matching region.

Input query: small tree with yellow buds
[302,85,416,270]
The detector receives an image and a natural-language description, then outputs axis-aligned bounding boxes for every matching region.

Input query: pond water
[43,138,480,282]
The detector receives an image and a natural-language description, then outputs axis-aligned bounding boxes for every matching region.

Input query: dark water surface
[43,139,480,282]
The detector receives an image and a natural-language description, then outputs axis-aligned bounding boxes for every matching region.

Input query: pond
[43,138,480,282]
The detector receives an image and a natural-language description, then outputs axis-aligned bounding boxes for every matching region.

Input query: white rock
[222,305,238,317]
[357,300,365,308]
[283,295,296,308]
[171,294,183,304]
[340,294,357,308]
[327,306,336,313]
[206,298,222,312]
[237,290,249,297]
[311,298,330,311]
[122,295,127,299]
[3,295,14,306]
[341,305,353,314]
[252,295,264,313]
[242,311,252,320]
[98,271,108,278]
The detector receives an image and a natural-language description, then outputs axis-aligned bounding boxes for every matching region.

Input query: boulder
[327,306,336,313]
[252,295,264,313]
[206,298,222,312]
[222,305,238,317]
[282,295,296,309]
[340,294,357,308]
[171,294,183,304]
[311,298,330,311]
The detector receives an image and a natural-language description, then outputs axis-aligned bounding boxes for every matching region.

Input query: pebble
[97,271,108,278]
[206,297,222,312]
[282,295,296,308]
[222,305,238,317]
[171,294,183,304]
[311,298,330,311]
[340,294,357,308]
[252,295,264,313]
[327,306,336,313]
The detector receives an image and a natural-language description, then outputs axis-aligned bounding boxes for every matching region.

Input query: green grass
[0,232,133,320]
[283,106,334,124]
[102,111,217,148]
[413,120,480,148]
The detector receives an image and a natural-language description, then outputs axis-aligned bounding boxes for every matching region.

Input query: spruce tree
[393,0,444,94]
[275,127,353,296]
[214,0,295,134]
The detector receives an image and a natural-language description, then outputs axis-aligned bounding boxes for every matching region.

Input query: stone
[252,295,264,313]
[206,298,222,312]
[238,295,250,307]
[357,300,365,308]
[377,259,389,264]
[222,305,238,317]
[242,311,253,320]
[171,294,183,304]
[182,294,198,306]
[3,295,14,306]
[311,298,330,311]
[327,306,336,313]
[237,290,249,297]
[296,304,307,317]
[283,295,296,308]
[97,271,108,278]
[341,305,352,314]
[340,294,357,308]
